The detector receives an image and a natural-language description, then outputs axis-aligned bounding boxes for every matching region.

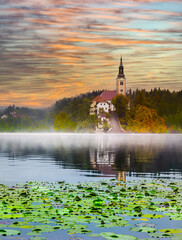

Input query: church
[90,56,126,115]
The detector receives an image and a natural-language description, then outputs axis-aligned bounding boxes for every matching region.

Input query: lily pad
[100,232,137,240]
[159,229,182,234]
[142,214,164,219]
[0,179,182,239]
[130,227,156,233]
[0,229,21,236]
[148,232,172,238]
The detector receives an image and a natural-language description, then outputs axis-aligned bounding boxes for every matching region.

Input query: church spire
[116,55,126,96]
[120,55,123,66]
[117,55,125,79]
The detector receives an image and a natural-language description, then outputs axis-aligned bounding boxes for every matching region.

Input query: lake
[0,133,182,185]
[0,133,182,240]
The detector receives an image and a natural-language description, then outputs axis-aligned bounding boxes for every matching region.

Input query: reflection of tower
[117,171,126,182]
[116,56,126,96]
[116,154,130,182]
[89,137,128,181]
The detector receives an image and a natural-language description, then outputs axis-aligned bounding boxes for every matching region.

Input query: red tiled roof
[92,95,106,103]
[100,90,116,101]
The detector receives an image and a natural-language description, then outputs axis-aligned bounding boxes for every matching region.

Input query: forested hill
[0,88,182,132]
[113,88,182,133]
[128,88,182,129]
[52,90,103,115]
[0,90,103,132]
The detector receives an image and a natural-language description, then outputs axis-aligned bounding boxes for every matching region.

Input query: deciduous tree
[54,112,76,131]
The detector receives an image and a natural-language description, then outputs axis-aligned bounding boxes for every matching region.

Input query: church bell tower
[116,56,126,96]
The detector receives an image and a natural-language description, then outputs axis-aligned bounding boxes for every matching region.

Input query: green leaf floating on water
[97,220,130,228]
[26,224,61,236]
[93,198,104,206]
[148,232,173,238]
[130,227,156,233]
[0,179,182,239]
[100,232,137,240]
[159,229,182,234]
[0,229,21,236]
[164,213,182,220]
[67,224,91,234]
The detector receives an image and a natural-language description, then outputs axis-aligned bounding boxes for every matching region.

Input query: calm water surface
[0,133,182,185]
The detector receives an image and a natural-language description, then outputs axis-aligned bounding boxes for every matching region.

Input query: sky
[0,0,182,107]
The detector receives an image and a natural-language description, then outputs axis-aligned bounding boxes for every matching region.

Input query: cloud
[0,0,182,107]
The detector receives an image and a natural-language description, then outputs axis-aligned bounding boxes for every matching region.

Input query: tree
[76,115,98,132]
[54,112,76,132]
[103,119,110,132]
[111,94,129,118]
[132,90,149,107]
[132,105,167,133]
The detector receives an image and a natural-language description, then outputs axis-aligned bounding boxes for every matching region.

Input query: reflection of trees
[89,136,182,179]
[0,135,182,180]
[52,147,92,170]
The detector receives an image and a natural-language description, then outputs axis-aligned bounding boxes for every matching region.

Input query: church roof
[92,95,106,103]
[100,90,116,101]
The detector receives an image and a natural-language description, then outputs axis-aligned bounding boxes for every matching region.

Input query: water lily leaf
[0,179,182,239]
[93,198,103,206]
[164,213,182,221]
[19,225,34,229]
[67,225,91,234]
[58,208,70,215]
[132,218,149,221]
[148,232,172,238]
[27,224,60,235]
[0,213,24,219]
[0,229,21,236]
[130,227,156,233]
[97,220,130,228]
[159,229,182,234]
[100,232,137,240]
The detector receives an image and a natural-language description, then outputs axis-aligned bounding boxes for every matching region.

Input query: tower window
[120,89,123,92]
[120,81,123,85]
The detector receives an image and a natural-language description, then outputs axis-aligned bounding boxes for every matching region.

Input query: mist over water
[0,133,182,185]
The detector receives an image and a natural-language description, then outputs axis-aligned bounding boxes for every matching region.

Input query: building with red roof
[90,56,126,116]
[100,90,117,101]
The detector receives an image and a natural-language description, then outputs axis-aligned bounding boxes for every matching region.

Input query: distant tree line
[0,90,102,132]
[0,88,181,133]
[0,105,51,132]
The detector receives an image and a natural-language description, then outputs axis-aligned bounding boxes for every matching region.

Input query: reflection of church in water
[89,138,130,182]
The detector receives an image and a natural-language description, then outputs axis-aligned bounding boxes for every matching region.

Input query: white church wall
[97,102,109,114]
